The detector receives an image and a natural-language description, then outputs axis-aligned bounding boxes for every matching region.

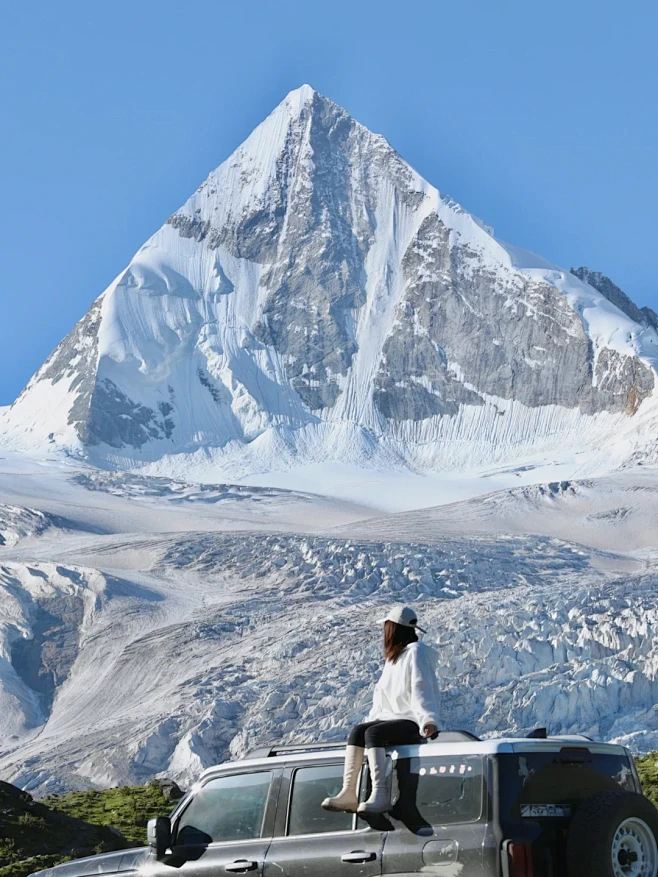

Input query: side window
[176,771,273,845]
[288,765,354,835]
[390,756,483,826]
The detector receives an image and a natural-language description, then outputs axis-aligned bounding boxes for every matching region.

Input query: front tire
[566,790,658,877]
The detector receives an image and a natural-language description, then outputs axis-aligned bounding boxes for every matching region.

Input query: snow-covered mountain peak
[2,87,657,478]
[280,83,321,117]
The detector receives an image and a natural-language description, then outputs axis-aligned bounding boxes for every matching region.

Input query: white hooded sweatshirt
[365,641,441,729]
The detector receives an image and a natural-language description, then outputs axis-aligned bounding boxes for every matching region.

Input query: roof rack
[246,731,482,759]
[246,742,347,759]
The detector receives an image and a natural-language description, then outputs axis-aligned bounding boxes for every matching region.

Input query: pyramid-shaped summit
[4,86,658,475]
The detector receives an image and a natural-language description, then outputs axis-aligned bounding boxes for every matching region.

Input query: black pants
[348,719,421,748]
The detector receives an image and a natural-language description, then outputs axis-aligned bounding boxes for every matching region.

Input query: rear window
[499,750,637,820]
[388,755,484,826]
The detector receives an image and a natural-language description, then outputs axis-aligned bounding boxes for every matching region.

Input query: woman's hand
[422,723,438,738]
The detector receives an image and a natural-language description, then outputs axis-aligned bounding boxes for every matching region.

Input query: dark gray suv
[29,731,658,877]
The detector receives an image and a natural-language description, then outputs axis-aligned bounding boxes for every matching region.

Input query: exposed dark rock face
[375,219,654,420]
[80,379,174,448]
[14,296,175,448]
[250,96,371,409]
[167,94,427,414]
[594,348,655,414]
[29,298,105,444]
[571,266,658,332]
[642,306,658,331]
[11,594,84,714]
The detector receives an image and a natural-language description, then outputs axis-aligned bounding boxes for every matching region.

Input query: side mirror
[147,816,171,860]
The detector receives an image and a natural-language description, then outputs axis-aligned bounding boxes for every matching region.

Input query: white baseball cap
[377,605,426,633]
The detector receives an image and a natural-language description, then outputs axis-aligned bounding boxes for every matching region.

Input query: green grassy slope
[635,752,658,807]
[0,782,126,877]
[41,782,182,847]
[0,780,182,877]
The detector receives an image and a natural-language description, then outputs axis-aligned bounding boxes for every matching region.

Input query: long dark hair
[384,620,418,664]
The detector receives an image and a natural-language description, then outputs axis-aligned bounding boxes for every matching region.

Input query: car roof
[198,736,630,780]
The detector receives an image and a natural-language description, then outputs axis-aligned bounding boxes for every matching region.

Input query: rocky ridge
[571,266,658,332]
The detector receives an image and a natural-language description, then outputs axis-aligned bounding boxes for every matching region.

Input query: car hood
[31,847,151,877]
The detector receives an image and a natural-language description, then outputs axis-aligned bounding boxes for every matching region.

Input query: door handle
[341,851,377,864]
[225,861,258,873]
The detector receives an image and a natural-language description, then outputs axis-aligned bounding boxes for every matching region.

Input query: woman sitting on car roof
[322,605,441,815]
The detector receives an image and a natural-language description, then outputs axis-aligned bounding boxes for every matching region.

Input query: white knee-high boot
[322,745,364,812]
[357,747,390,814]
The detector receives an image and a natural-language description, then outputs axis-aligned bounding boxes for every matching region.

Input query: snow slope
[337,470,658,552]
[2,85,657,480]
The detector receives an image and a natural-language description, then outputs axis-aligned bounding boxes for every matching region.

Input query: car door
[381,748,491,875]
[150,767,281,877]
[264,760,384,877]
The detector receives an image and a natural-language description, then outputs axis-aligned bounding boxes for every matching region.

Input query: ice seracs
[1,499,657,794]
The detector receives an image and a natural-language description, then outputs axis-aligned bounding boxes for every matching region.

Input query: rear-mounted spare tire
[566,789,658,877]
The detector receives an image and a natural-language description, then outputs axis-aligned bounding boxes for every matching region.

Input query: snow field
[338,470,658,551]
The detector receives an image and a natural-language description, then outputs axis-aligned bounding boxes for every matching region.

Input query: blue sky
[1,0,657,404]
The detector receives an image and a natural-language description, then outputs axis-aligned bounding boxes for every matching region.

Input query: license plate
[521,804,572,818]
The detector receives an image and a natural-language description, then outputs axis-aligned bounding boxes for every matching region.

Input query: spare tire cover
[566,789,658,877]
